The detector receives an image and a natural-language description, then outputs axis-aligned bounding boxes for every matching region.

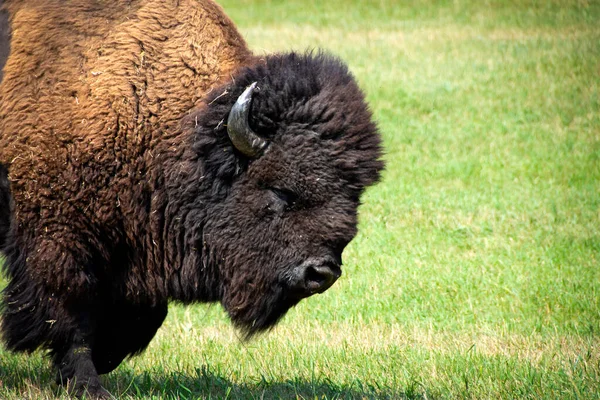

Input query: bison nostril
[287,259,342,298]
[304,265,340,293]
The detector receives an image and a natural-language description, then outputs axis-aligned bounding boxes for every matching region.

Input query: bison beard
[0,1,383,398]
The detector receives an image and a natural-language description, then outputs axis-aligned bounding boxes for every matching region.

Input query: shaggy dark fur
[0,0,383,398]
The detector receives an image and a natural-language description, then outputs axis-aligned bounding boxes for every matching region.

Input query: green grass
[1,0,600,398]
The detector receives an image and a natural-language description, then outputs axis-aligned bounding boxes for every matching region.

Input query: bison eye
[270,187,298,209]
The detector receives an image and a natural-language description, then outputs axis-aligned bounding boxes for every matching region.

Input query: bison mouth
[222,257,341,338]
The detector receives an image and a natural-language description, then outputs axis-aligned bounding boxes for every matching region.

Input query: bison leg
[91,302,168,374]
[1,252,110,398]
[53,335,112,399]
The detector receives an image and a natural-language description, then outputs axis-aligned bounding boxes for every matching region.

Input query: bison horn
[227,82,268,158]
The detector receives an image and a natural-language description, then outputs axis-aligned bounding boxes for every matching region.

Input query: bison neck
[125,119,238,305]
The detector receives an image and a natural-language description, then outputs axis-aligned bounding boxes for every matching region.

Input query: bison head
[182,52,383,337]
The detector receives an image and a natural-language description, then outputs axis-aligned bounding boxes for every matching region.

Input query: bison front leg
[52,322,113,399]
[91,302,168,375]
[1,241,113,398]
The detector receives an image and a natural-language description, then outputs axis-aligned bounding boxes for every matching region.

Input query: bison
[0,0,383,398]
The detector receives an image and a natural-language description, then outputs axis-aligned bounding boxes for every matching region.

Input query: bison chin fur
[222,283,301,338]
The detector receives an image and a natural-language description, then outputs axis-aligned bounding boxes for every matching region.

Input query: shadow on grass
[106,365,431,400]
[0,355,433,399]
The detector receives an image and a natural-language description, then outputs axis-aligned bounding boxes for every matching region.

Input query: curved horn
[227,82,268,158]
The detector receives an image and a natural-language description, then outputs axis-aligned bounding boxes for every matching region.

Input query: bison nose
[305,264,340,292]
[290,258,341,297]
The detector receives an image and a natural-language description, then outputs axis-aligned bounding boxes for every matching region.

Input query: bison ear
[227,82,269,158]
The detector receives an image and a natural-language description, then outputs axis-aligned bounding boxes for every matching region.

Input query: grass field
[1,0,599,398]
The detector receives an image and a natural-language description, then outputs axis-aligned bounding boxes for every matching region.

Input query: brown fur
[0,0,253,296]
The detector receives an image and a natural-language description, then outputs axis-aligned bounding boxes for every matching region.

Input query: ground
[0,0,599,398]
